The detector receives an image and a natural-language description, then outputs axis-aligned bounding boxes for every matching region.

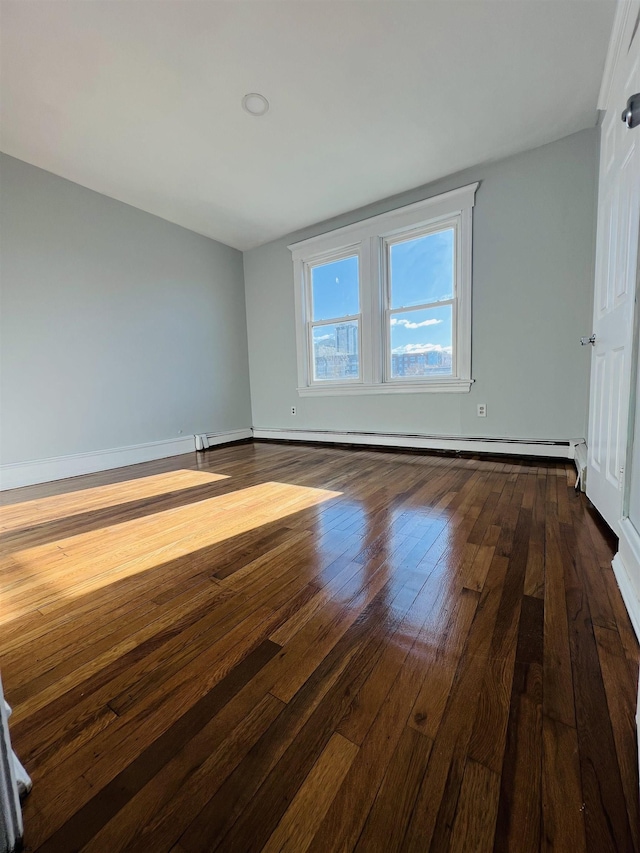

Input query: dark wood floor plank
[83,693,286,853]
[398,555,514,850]
[571,504,618,632]
[493,594,543,852]
[543,515,578,728]
[467,502,532,773]
[305,607,459,853]
[541,715,587,852]
[33,640,281,853]
[593,624,640,849]
[335,571,442,746]
[564,506,635,852]
[408,586,480,740]
[524,470,547,599]
[261,732,359,853]
[424,495,531,853]
[268,547,416,704]
[268,553,372,644]
[448,758,500,853]
[103,626,371,852]
[187,560,438,853]
[176,577,413,851]
[18,602,290,846]
[602,563,640,666]
[353,726,433,853]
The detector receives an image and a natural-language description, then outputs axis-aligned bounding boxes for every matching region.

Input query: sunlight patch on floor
[0,469,230,531]
[1,481,342,623]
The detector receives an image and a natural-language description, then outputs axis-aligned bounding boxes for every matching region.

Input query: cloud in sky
[390,317,442,329]
[392,343,453,355]
[314,334,333,342]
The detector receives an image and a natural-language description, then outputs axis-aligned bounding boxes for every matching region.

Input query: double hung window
[290,183,477,395]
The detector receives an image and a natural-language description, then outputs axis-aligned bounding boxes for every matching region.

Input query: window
[386,224,456,381]
[290,183,477,395]
[307,251,361,383]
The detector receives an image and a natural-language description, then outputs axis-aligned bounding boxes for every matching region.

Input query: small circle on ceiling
[242,93,269,117]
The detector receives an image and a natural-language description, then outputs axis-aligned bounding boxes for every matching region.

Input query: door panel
[587,15,639,532]
[607,346,625,488]
[590,350,606,473]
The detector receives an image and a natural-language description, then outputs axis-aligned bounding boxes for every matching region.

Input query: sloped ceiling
[0,0,615,249]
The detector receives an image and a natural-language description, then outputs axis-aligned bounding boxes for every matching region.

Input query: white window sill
[297,379,473,397]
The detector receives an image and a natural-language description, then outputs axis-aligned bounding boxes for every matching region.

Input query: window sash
[310,317,361,383]
[385,220,457,311]
[385,303,457,381]
[304,247,364,386]
[383,218,460,383]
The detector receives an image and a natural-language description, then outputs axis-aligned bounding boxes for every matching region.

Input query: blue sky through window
[390,228,454,309]
[390,304,452,355]
[311,256,359,321]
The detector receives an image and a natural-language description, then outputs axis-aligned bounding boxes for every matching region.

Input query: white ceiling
[0,1,615,251]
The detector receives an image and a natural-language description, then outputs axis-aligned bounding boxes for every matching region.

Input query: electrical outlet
[477,403,487,418]
[291,406,297,416]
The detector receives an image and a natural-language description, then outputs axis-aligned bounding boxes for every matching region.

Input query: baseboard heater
[194,431,252,452]
[252,428,580,460]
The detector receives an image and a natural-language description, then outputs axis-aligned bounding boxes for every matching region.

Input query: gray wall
[244,129,599,441]
[0,154,252,465]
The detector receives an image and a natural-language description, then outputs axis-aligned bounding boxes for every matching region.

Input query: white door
[587,3,640,532]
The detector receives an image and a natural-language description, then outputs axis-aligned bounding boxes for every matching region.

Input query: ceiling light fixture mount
[242,93,269,117]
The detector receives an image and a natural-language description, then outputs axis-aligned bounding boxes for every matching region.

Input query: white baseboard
[0,429,252,491]
[613,518,640,643]
[0,425,577,491]
[252,428,578,459]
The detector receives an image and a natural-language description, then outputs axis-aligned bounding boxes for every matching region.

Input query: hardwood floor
[1,441,638,852]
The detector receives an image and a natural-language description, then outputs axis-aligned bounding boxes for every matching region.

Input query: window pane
[313,321,359,381]
[311,256,359,321]
[390,305,452,378]
[389,228,454,309]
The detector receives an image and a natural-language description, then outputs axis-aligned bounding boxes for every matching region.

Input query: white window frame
[290,182,477,396]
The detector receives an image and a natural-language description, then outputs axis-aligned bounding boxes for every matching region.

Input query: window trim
[290,182,478,396]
